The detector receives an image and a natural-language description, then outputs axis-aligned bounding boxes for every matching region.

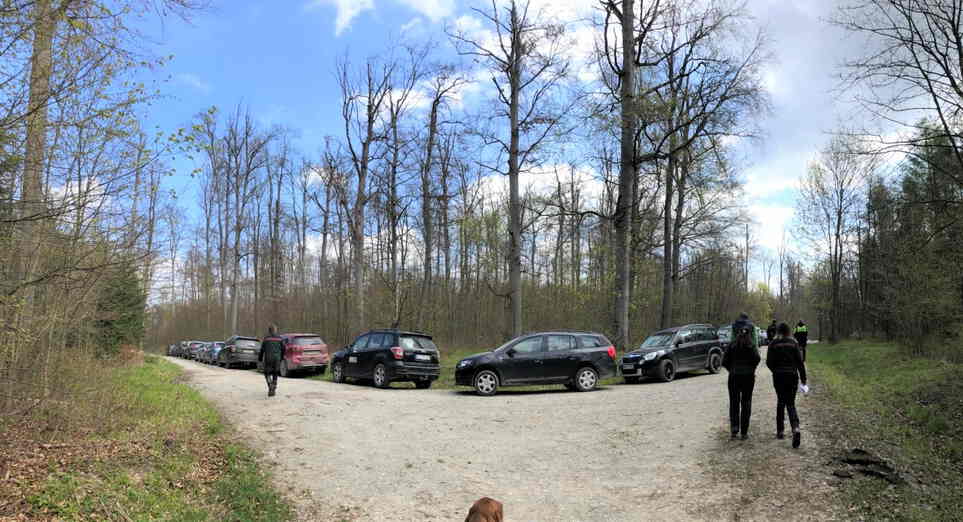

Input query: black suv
[218,335,261,369]
[330,329,441,389]
[620,324,724,383]
[454,331,617,396]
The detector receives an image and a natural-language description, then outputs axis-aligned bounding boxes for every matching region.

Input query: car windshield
[400,335,437,351]
[237,339,258,348]
[640,333,674,348]
[292,336,323,346]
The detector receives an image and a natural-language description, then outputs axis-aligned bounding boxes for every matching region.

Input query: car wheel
[474,370,499,396]
[415,380,431,389]
[280,360,290,378]
[332,362,345,383]
[573,367,599,392]
[707,352,722,374]
[624,376,640,384]
[658,359,675,382]
[373,363,389,388]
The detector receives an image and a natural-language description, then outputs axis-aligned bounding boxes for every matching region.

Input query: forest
[1,0,962,423]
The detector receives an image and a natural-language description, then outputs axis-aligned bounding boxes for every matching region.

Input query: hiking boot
[776,432,785,440]
[741,433,749,441]
[731,432,739,440]
[792,430,801,448]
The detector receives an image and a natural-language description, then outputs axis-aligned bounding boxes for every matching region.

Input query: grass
[19,356,293,521]
[807,340,963,521]
[309,347,623,391]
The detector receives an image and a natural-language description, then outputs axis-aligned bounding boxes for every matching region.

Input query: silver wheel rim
[476,372,497,394]
[375,365,385,386]
[333,364,342,381]
[578,369,597,390]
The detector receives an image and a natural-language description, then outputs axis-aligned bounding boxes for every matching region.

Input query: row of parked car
[168,322,764,396]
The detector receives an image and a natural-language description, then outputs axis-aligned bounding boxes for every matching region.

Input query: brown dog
[465,497,503,522]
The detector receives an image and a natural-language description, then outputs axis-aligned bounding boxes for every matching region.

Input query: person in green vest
[793,320,809,361]
[258,324,286,397]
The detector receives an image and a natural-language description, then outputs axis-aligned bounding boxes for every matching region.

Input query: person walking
[258,324,286,397]
[766,320,778,346]
[768,322,808,448]
[793,320,809,361]
[723,313,761,440]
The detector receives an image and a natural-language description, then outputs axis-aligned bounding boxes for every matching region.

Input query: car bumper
[619,359,658,377]
[227,351,259,365]
[387,361,440,381]
[454,368,474,386]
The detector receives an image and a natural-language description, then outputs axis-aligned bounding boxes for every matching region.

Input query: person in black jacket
[767,322,808,448]
[723,313,761,440]
[793,320,809,361]
[258,324,286,397]
[766,320,777,346]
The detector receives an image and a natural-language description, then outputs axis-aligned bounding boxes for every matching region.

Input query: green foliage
[26,356,292,521]
[94,261,147,356]
[809,341,963,520]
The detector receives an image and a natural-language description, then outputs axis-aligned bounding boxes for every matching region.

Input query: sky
[132,0,868,283]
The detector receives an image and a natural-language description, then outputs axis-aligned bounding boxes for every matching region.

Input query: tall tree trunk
[507,2,523,337]
[613,0,637,350]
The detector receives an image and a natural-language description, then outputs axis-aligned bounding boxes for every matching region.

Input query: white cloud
[395,0,454,21]
[306,0,374,36]
[400,16,423,33]
[477,164,606,206]
[175,73,211,93]
[749,204,795,251]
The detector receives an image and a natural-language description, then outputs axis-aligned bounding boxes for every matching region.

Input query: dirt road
[167,356,844,521]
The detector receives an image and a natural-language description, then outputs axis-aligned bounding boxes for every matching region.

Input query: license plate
[415,354,431,362]
[623,364,635,370]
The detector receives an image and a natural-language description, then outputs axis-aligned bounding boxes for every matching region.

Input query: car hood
[460,351,493,362]
[625,346,669,356]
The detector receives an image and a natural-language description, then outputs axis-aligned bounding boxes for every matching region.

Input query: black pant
[263,362,279,391]
[772,372,800,434]
[728,374,755,434]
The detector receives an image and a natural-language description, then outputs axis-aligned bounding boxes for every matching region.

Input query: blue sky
[133,0,867,282]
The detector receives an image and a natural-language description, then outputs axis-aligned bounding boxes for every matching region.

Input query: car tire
[624,376,640,384]
[280,360,290,378]
[658,359,675,382]
[474,370,499,396]
[573,367,599,392]
[415,380,431,389]
[332,362,345,383]
[373,363,389,389]
[707,352,722,374]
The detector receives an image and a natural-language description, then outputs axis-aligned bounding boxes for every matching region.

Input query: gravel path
[167,354,844,521]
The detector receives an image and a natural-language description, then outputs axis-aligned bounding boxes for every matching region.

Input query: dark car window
[291,336,323,346]
[511,336,544,354]
[677,330,693,343]
[367,333,386,350]
[546,335,575,352]
[353,335,370,351]
[578,335,606,348]
[640,333,673,348]
[400,335,437,351]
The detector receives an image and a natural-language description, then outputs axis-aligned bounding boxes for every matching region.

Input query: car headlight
[457,359,473,369]
[643,350,664,361]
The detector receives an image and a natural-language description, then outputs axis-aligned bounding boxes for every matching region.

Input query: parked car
[256,333,329,377]
[178,341,191,358]
[187,341,205,360]
[717,324,764,349]
[207,342,225,364]
[330,329,440,388]
[218,336,260,368]
[454,331,617,396]
[197,342,214,363]
[620,324,724,383]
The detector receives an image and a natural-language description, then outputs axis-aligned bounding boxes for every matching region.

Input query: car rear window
[291,336,324,346]
[237,339,259,348]
[400,335,437,351]
[578,335,607,348]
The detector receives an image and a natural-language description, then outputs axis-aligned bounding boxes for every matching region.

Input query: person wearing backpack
[258,324,286,397]
[767,322,808,448]
[723,313,761,440]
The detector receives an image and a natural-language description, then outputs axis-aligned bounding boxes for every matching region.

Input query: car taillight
[607,346,616,359]
[390,346,404,360]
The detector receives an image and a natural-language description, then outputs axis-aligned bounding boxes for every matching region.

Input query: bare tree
[449,0,572,337]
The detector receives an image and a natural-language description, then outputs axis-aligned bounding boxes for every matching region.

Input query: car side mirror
[676,340,683,347]
[506,347,516,358]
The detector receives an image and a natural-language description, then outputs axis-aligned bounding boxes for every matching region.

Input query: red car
[275,333,329,377]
